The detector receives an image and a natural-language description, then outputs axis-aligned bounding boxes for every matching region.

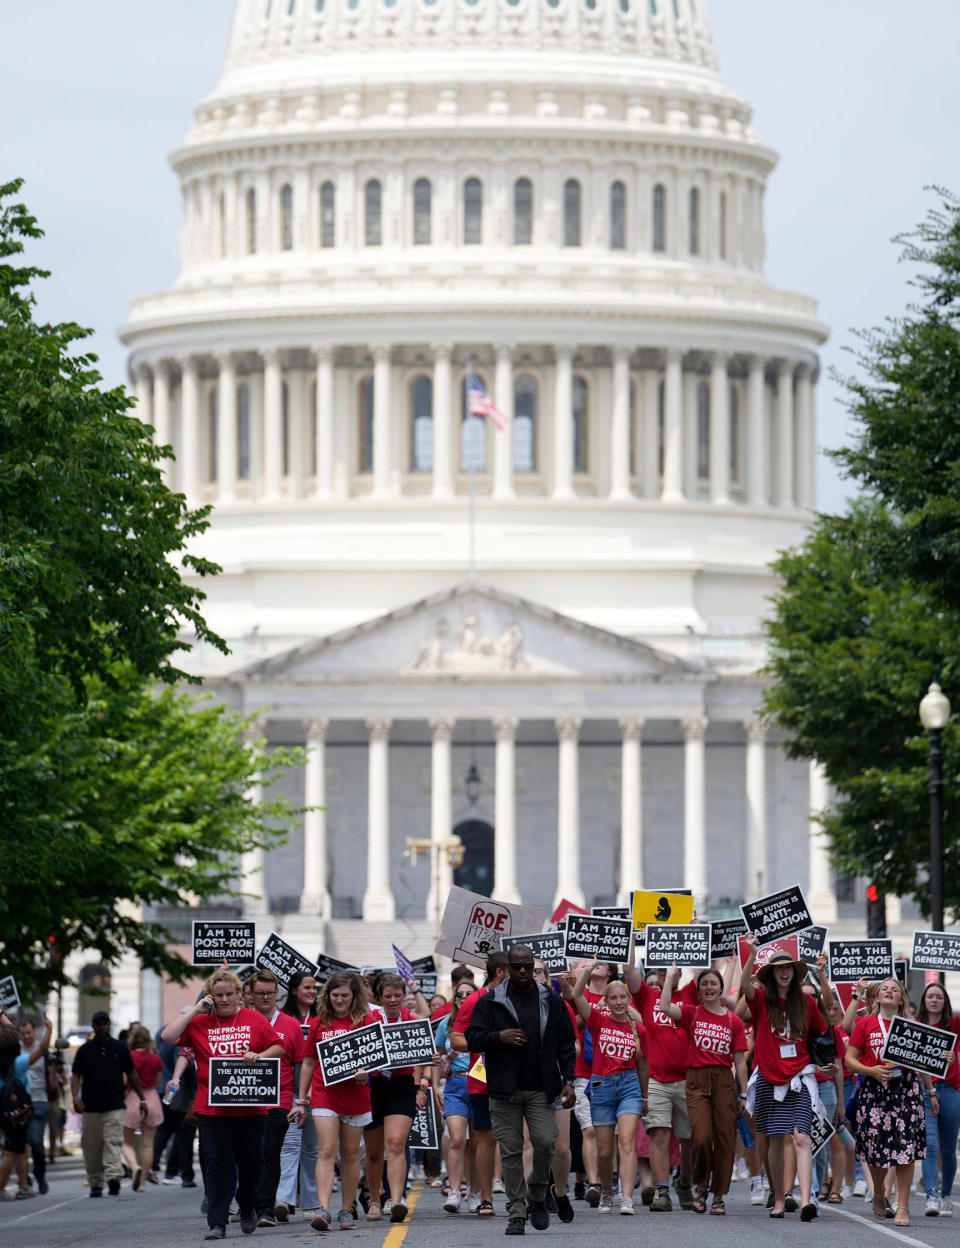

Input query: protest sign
[435,886,547,969]
[468,1054,487,1084]
[191,920,257,967]
[591,906,631,921]
[797,925,829,969]
[315,953,357,981]
[549,898,590,928]
[256,932,318,989]
[809,1112,836,1159]
[709,918,747,960]
[563,914,632,963]
[316,1021,388,1085]
[645,924,711,969]
[501,931,569,974]
[408,1091,439,1150]
[880,1014,958,1079]
[0,976,20,1013]
[828,938,894,984]
[895,958,910,987]
[738,933,800,971]
[392,944,414,983]
[383,1018,437,1069]
[632,891,695,929]
[208,1058,280,1108]
[410,955,438,998]
[911,930,960,975]
[741,886,812,944]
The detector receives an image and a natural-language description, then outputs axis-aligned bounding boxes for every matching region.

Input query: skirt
[124,1086,164,1129]
[854,1072,926,1167]
[752,1074,813,1136]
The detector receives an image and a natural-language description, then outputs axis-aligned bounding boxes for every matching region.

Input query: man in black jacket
[466,945,576,1235]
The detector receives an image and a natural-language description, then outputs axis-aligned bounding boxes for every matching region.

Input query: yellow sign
[631,890,695,929]
[468,1055,487,1084]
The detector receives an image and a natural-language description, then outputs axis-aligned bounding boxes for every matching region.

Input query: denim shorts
[443,1074,473,1121]
[589,1070,643,1126]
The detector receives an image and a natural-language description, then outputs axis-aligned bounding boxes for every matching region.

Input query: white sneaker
[619,1197,634,1215]
[466,1193,481,1213]
[302,1208,319,1221]
[925,1195,941,1217]
[750,1183,765,1206]
[852,1179,867,1198]
[598,1192,613,1213]
[443,1191,461,1214]
[840,1184,852,1199]
[492,1179,505,1195]
[939,1197,953,1217]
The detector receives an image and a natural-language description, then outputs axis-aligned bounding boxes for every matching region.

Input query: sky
[4,0,959,515]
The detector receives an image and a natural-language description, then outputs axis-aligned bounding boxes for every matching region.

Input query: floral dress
[850,1014,926,1166]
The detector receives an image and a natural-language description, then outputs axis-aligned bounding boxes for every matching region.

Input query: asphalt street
[3,1157,959,1248]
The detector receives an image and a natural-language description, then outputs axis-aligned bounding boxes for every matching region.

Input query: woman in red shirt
[121,1026,165,1191]
[916,983,960,1216]
[846,977,933,1226]
[741,934,826,1222]
[291,971,379,1233]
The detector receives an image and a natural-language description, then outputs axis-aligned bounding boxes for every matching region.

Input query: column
[152,362,171,455]
[262,348,282,501]
[215,353,237,504]
[427,719,455,920]
[493,344,515,500]
[641,368,659,498]
[178,356,200,502]
[774,361,794,507]
[745,721,767,900]
[552,345,574,500]
[746,355,766,505]
[431,345,453,499]
[609,347,631,500]
[682,717,708,910]
[553,717,584,908]
[288,368,306,500]
[807,759,837,922]
[363,718,396,921]
[661,348,684,502]
[618,718,644,904]
[301,718,332,919]
[315,348,334,498]
[249,368,264,500]
[132,364,152,429]
[794,364,815,509]
[493,718,520,903]
[241,720,268,915]
[372,346,392,498]
[709,352,730,505]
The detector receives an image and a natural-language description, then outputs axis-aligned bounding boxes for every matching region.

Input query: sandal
[477,1200,495,1217]
[710,1198,725,1216]
[691,1189,708,1214]
[827,1191,843,1204]
[366,1203,382,1221]
[872,1197,887,1221]
[895,1209,910,1227]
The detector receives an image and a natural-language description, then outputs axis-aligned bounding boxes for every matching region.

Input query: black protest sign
[591,906,630,921]
[827,938,894,984]
[709,919,747,960]
[911,930,960,974]
[895,958,910,987]
[563,914,632,963]
[314,953,357,982]
[644,924,711,969]
[0,976,20,1013]
[316,1021,388,1085]
[798,925,829,969]
[809,1112,836,1159]
[501,931,569,974]
[383,1018,436,1069]
[880,1014,958,1079]
[408,1092,439,1150]
[192,920,257,967]
[256,932,318,990]
[740,886,812,944]
[208,1058,280,1108]
[410,955,439,998]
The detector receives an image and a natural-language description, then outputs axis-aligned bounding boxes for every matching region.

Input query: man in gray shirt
[19,1014,50,1195]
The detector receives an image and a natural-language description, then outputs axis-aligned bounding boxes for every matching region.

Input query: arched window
[564,179,581,247]
[652,183,666,252]
[237,382,250,479]
[689,186,700,256]
[729,382,740,482]
[358,376,374,472]
[610,180,626,250]
[410,374,433,470]
[281,380,290,476]
[514,178,533,245]
[513,374,537,472]
[719,190,728,260]
[218,192,226,259]
[413,177,431,245]
[280,183,293,250]
[453,819,494,897]
[246,188,257,254]
[461,372,487,470]
[464,178,483,244]
[696,379,709,479]
[365,179,382,246]
[572,375,588,472]
[208,388,218,482]
[320,181,335,248]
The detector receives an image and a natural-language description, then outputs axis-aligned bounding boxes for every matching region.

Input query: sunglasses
[509,961,535,971]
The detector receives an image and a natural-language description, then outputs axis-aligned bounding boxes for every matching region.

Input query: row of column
[131,345,817,509]
[239,717,837,924]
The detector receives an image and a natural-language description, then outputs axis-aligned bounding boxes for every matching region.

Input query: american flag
[467,369,506,432]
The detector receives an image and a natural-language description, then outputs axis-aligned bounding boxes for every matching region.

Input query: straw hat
[755,950,807,985]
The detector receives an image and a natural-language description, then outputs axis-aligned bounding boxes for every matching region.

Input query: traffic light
[866,885,886,938]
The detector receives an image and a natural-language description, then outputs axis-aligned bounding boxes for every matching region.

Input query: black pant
[170,1116,197,1182]
[197,1115,265,1230]
[152,1104,181,1174]
[256,1108,289,1216]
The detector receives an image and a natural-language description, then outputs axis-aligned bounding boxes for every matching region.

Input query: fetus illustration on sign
[654,896,672,922]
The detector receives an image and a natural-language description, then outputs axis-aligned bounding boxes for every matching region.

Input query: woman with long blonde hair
[121,1025,164,1191]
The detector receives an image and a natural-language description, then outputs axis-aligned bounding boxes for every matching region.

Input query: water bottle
[162,1080,179,1106]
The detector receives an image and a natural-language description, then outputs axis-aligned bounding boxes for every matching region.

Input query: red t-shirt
[631,980,699,1083]
[308,1011,380,1115]
[944,1018,960,1090]
[848,1013,896,1069]
[266,1010,306,1109]
[454,988,489,1095]
[677,1004,747,1069]
[747,991,825,1084]
[586,1005,644,1076]
[181,1008,282,1117]
[375,1006,419,1079]
[129,1050,164,1091]
[815,1024,846,1083]
[431,1002,452,1022]
[575,987,607,1078]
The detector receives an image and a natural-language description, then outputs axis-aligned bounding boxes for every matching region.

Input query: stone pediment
[236,583,702,685]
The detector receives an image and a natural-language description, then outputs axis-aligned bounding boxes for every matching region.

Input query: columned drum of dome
[119,0,835,955]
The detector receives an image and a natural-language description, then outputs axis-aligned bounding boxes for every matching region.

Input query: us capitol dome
[115,0,859,982]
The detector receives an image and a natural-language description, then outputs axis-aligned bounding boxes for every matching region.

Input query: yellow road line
[382,1182,424,1247]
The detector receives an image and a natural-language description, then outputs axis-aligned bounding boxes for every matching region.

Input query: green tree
[764,192,960,919]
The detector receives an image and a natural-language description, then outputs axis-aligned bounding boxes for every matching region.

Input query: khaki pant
[81,1109,125,1188]
[489,1091,557,1221]
[685,1066,737,1196]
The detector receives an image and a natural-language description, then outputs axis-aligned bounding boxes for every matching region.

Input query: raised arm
[27,1016,53,1065]
[841,978,868,1032]
[161,995,211,1046]
[568,961,598,1024]
[657,964,683,1021]
[814,953,835,1012]
[408,980,430,1018]
[740,933,757,1001]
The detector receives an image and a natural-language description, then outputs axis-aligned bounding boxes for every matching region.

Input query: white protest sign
[435,886,548,970]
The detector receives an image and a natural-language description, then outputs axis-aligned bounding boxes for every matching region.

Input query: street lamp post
[919,681,951,933]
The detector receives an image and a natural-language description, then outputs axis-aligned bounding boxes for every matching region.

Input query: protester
[120,1025,165,1191]
[0,1012,52,1200]
[435,981,475,1213]
[533,959,575,1223]
[916,982,960,1216]
[812,999,848,1203]
[160,968,284,1240]
[568,961,613,1205]
[466,944,576,1235]
[72,1011,147,1199]
[17,1014,51,1196]
[276,970,320,1222]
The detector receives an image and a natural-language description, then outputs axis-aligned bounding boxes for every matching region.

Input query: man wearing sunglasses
[466,946,576,1235]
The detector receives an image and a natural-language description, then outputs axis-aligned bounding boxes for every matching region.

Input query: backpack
[0,1072,33,1129]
